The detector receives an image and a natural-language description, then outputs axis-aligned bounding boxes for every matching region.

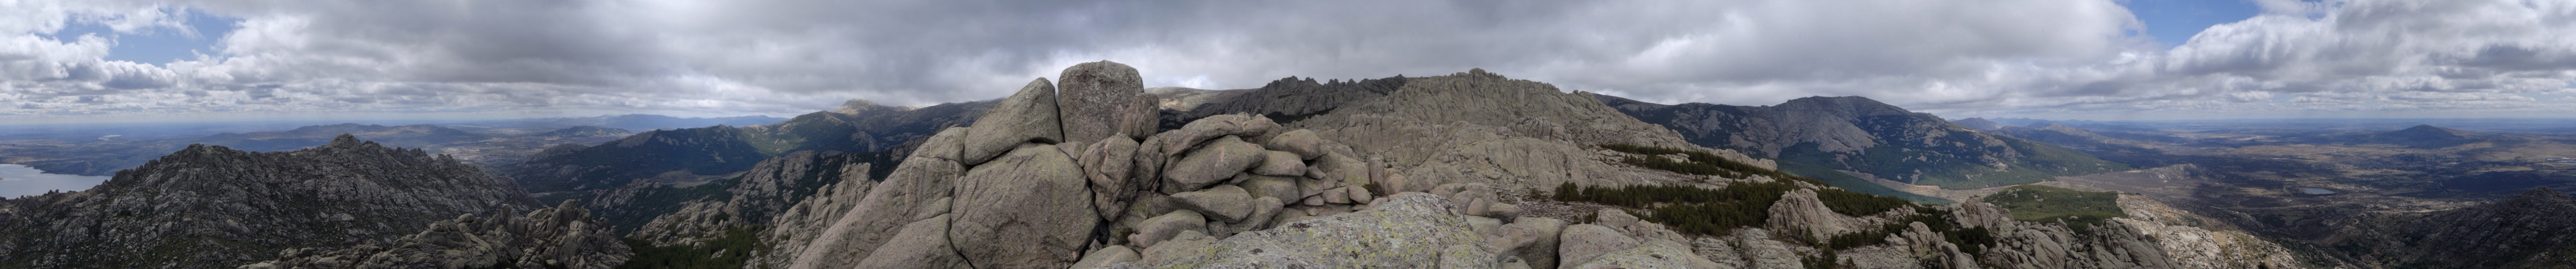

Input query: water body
[0,164,112,198]
[2297,187,2336,195]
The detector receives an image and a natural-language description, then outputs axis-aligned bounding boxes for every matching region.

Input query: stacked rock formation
[242,200,632,269]
[760,61,1415,268]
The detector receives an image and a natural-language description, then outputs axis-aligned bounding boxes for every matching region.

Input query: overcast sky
[4,0,2573,123]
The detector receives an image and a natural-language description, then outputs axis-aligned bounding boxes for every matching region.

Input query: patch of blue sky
[2121,0,2261,48]
[36,8,242,66]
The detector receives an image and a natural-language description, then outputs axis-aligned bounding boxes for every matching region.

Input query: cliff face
[624,151,895,243]
[0,134,535,268]
[1601,95,2127,190]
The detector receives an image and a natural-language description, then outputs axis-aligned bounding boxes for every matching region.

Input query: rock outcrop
[629,151,888,245]
[1057,61,1160,144]
[242,200,631,269]
[762,63,1689,269]
[0,134,535,268]
[731,63,2273,269]
[1273,69,1764,194]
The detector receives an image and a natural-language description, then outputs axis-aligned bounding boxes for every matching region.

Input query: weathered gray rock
[1441,244,1505,268]
[1557,224,1641,269]
[1129,210,1208,249]
[1055,61,1159,145]
[1137,230,1220,266]
[246,201,630,269]
[1260,129,1331,160]
[784,147,964,269]
[1161,136,1267,192]
[1243,196,1285,231]
[1071,245,1141,269]
[1080,135,1143,221]
[1234,175,1303,204]
[948,144,1096,268]
[1731,229,1806,269]
[1251,151,1306,176]
[1493,217,1566,269]
[853,214,969,268]
[1148,114,1280,157]
[1571,240,1722,269]
[1310,152,1371,188]
[962,78,1065,165]
[1765,189,1855,241]
[1134,193,1490,267]
[1436,183,1507,218]
[1170,185,1257,223]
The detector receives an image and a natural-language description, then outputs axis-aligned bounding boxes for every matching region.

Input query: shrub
[1813,188,1915,216]
[1979,185,2125,233]
[1550,182,1799,236]
[618,226,764,269]
[1599,144,1824,186]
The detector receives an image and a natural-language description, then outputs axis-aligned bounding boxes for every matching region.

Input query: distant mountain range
[494,114,789,131]
[1599,95,2130,191]
[4,123,636,176]
[500,100,989,196]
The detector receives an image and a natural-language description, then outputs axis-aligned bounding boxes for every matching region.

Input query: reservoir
[0,164,112,198]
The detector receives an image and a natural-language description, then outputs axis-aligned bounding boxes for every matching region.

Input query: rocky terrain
[595,61,2294,269]
[623,151,897,241]
[0,135,542,268]
[242,200,632,269]
[1599,95,2129,190]
[27,61,2533,268]
[2323,187,2576,268]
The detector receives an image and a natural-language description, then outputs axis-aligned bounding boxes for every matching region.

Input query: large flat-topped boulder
[1057,61,1159,145]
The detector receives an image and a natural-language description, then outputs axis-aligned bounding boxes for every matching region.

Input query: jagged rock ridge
[0,134,537,268]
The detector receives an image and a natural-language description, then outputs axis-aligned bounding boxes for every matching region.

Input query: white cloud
[0,0,2571,122]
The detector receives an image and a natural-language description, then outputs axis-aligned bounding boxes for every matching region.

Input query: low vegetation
[1599,144,1823,186]
[618,226,764,269]
[1979,185,2125,233]
[1556,182,1795,236]
[1551,180,1941,239]
[1568,143,2000,264]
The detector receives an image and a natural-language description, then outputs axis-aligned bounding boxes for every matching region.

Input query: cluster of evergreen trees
[620,226,764,269]
[1554,182,1795,236]
[1573,143,2003,266]
[1599,144,1821,185]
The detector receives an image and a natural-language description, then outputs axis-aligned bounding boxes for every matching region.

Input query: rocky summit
[0,134,546,268]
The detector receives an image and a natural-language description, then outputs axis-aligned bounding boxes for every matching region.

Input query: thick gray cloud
[1,0,2572,122]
